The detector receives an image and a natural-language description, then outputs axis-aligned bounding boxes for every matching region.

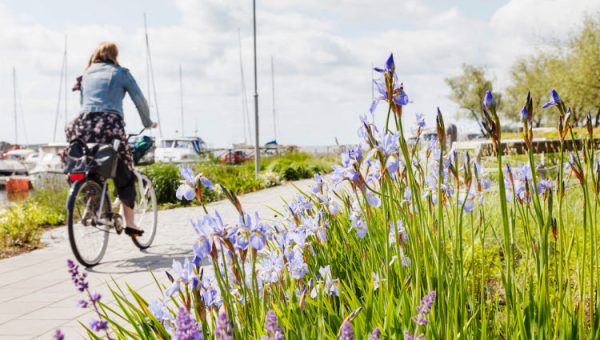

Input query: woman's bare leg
[123,204,137,228]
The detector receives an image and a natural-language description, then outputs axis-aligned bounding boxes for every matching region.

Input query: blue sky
[0,0,598,147]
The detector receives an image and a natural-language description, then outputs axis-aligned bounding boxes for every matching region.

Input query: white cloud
[0,0,598,147]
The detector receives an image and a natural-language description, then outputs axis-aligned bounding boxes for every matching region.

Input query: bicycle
[65,129,158,267]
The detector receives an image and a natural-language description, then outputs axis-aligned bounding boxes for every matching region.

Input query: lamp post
[252,0,260,177]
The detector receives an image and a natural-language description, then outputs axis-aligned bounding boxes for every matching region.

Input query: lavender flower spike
[172,307,203,340]
[339,321,355,340]
[369,327,382,340]
[215,308,234,340]
[416,291,436,315]
[54,329,65,340]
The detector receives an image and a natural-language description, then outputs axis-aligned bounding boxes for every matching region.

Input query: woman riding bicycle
[65,41,157,237]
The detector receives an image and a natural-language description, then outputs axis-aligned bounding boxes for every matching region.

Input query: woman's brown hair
[87,42,120,68]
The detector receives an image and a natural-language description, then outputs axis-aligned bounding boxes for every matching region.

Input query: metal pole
[179,64,184,137]
[64,35,68,127]
[271,56,276,143]
[252,0,260,177]
[13,67,18,144]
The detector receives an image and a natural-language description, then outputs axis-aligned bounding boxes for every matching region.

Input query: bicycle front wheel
[67,180,110,267]
[131,172,158,249]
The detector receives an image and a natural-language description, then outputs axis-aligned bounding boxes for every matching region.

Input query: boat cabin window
[160,140,175,148]
[160,140,195,149]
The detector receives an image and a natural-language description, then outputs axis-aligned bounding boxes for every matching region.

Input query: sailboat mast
[179,64,184,137]
[13,67,18,144]
[271,56,276,143]
[64,35,68,128]
[252,0,260,177]
[144,13,163,138]
[52,39,67,142]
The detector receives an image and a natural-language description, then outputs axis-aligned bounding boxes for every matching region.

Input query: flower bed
[63,54,599,339]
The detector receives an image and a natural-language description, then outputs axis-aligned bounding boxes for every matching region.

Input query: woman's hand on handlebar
[151,122,158,129]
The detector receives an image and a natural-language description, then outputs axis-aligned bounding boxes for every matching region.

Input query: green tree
[503,54,567,127]
[504,15,600,127]
[445,64,502,135]
[564,17,600,126]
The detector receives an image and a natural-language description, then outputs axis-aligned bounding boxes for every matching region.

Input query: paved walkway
[0,179,313,339]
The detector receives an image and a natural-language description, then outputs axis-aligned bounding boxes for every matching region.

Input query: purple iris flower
[258,252,284,284]
[463,199,475,213]
[366,191,381,208]
[537,178,553,194]
[149,300,171,322]
[379,132,400,155]
[483,90,495,110]
[201,287,222,309]
[416,113,426,129]
[365,158,382,184]
[386,156,399,175]
[542,89,561,109]
[191,219,212,261]
[373,53,395,73]
[176,165,196,201]
[329,201,341,215]
[289,195,314,215]
[165,258,195,297]
[342,146,362,166]
[370,54,409,113]
[519,105,529,120]
[318,265,339,296]
[199,176,214,190]
[311,173,324,193]
[286,248,308,279]
[249,212,268,251]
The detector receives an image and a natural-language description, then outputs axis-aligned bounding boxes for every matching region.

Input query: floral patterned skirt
[63,111,133,171]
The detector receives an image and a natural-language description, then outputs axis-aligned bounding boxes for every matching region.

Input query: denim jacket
[80,62,152,128]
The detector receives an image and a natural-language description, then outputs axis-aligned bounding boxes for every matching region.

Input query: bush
[140,163,186,206]
[265,152,333,181]
[141,153,334,208]
[0,183,68,250]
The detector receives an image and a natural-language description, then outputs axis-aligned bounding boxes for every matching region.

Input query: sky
[0,0,599,148]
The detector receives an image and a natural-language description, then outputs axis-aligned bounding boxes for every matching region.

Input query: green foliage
[0,184,67,250]
[500,15,599,127]
[141,162,184,206]
[265,152,333,181]
[0,202,44,247]
[504,54,567,127]
[141,152,335,206]
[445,64,503,133]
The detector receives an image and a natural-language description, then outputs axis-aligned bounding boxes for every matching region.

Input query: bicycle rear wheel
[67,180,110,267]
[131,172,157,249]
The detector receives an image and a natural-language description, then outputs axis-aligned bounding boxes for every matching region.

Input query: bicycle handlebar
[127,128,146,140]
